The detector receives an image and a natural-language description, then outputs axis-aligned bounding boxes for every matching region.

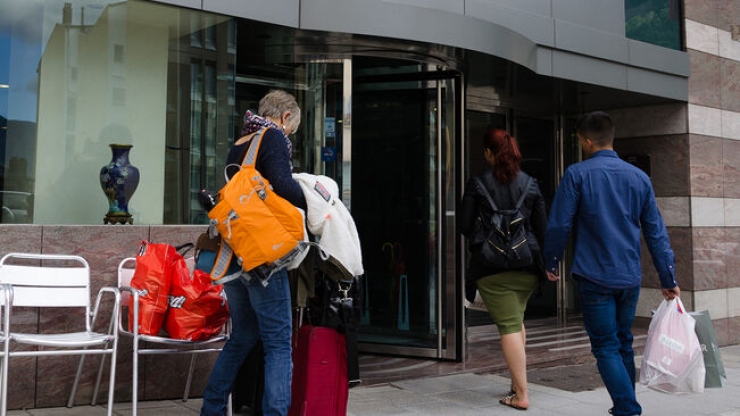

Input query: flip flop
[499,394,528,411]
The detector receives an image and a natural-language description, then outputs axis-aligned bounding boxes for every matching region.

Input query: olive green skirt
[475,270,539,335]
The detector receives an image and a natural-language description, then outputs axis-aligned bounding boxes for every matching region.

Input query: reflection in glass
[0,0,234,224]
[625,0,682,50]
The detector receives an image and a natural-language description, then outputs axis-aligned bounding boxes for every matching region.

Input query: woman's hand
[546,271,560,282]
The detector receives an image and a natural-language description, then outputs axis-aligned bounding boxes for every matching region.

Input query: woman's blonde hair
[259,90,301,134]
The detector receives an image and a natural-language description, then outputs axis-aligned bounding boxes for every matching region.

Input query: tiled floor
[356,315,647,387]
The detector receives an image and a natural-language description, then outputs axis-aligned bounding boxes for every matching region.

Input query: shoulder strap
[514,177,533,210]
[473,176,499,211]
[473,175,532,211]
[241,127,269,167]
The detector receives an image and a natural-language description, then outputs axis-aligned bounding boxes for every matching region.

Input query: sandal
[499,394,528,411]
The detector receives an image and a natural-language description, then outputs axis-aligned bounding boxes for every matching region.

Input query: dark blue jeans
[578,278,642,416]
[200,269,293,416]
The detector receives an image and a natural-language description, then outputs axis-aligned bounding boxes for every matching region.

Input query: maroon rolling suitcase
[288,325,349,416]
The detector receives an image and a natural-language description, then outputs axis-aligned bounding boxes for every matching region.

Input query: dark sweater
[226,128,307,211]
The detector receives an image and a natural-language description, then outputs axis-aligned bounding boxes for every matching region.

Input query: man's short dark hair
[576,111,615,147]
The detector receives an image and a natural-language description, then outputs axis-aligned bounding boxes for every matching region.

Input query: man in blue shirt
[543,111,680,416]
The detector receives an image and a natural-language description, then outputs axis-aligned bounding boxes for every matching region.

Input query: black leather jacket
[458,170,547,291]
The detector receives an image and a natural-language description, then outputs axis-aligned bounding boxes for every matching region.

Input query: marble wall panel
[684,0,719,27]
[717,0,740,32]
[42,225,149,300]
[610,104,687,138]
[692,227,728,291]
[614,134,690,197]
[656,197,691,226]
[719,27,740,62]
[729,316,740,345]
[641,227,692,290]
[722,58,740,114]
[690,134,724,197]
[149,225,205,249]
[691,197,725,226]
[636,287,667,318]
[689,50,722,108]
[725,228,740,288]
[723,140,740,198]
[689,104,724,137]
[723,109,740,141]
[141,347,221,401]
[0,225,42,254]
[686,19,720,56]
[695,288,729,319]
[713,317,730,347]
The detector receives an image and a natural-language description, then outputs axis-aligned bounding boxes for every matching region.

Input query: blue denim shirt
[543,150,677,289]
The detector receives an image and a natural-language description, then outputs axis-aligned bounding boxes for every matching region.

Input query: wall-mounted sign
[325,117,335,138]
[322,146,336,162]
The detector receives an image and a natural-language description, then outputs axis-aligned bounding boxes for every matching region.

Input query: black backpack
[473,176,534,270]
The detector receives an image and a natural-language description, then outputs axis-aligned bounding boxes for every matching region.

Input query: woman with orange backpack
[201,90,306,416]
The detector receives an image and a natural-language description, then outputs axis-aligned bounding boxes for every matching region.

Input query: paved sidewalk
[8,345,740,415]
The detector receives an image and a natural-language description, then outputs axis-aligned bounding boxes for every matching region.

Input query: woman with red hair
[458,128,548,411]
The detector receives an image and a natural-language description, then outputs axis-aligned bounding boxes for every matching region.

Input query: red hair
[483,128,522,184]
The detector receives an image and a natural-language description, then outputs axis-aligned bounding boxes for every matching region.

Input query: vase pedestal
[104,213,134,225]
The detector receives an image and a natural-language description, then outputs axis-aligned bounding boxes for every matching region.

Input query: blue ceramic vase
[99,144,140,224]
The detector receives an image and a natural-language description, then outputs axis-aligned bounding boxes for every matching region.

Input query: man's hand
[662,286,680,300]
[546,271,560,282]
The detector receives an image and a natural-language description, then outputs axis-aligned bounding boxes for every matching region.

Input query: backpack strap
[473,176,499,211]
[210,240,242,285]
[222,128,270,183]
[514,176,533,210]
[241,127,268,168]
[473,175,532,211]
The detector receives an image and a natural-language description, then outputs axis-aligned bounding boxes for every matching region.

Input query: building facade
[0,0,738,410]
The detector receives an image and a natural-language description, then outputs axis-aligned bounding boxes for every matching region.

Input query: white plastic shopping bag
[640,298,705,394]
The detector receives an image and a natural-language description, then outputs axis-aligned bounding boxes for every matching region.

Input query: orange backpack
[207,128,305,283]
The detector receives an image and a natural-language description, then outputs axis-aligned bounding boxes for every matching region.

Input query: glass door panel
[352,60,459,358]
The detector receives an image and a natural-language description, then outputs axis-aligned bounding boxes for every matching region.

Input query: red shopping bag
[129,241,189,335]
[165,268,229,341]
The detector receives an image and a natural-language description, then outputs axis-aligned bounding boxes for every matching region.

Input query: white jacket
[293,172,364,277]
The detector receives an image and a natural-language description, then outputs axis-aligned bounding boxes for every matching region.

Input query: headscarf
[241,110,292,158]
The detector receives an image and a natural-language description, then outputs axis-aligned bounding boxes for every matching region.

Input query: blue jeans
[201,269,293,416]
[578,278,642,416]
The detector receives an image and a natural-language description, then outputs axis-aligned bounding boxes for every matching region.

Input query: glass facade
[0,0,235,225]
[625,0,683,50]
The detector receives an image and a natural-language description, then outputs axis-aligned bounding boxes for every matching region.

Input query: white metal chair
[97,257,230,416]
[0,252,120,416]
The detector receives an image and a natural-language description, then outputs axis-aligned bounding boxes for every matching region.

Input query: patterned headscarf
[241,110,292,158]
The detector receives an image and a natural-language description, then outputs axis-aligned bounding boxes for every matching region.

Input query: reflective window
[0,0,235,224]
[625,0,683,50]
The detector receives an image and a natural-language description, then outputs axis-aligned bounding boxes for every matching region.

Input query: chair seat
[120,329,227,345]
[10,331,114,348]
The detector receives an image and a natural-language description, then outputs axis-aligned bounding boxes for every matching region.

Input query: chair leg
[91,354,108,405]
[1,350,8,416]
[67,353,88,408]
[132,342,139,416]
[106,339,119,416]
[183,354,198,402]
